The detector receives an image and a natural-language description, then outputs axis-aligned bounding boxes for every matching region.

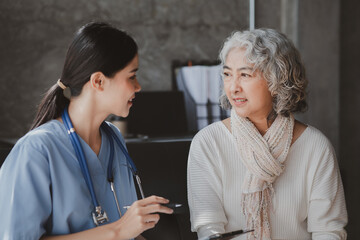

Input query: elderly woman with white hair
[187,28,347,240]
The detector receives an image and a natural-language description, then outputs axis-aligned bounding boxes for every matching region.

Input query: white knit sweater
[187,122,347,240]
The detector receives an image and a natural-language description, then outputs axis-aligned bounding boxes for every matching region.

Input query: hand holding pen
[110,195,173,240]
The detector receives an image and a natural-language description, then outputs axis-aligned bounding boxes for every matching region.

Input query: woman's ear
[89,72,106,91]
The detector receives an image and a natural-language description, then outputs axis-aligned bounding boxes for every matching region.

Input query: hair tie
[57,79,71,99]
[57,79,67,90]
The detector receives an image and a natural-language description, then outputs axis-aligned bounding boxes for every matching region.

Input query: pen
[161,203,182,209]
[123,203,182,210]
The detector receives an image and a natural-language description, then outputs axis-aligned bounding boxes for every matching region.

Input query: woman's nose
[134,79,141,92]
[230,77,242,93]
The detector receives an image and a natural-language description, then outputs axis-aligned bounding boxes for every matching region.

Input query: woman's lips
[233,98,247,106]
[128,97,134,106]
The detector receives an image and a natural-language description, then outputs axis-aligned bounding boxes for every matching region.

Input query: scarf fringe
[242,186,273,240]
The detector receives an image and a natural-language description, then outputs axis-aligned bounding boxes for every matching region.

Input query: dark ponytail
[30,84,69,130]
[30,22,138,130]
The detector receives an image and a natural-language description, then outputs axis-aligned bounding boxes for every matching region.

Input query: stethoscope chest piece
[92,206,109,226]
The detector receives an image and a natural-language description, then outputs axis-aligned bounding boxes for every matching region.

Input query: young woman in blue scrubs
[0,22,173,240]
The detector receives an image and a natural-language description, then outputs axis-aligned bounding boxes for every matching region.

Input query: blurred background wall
[0,0,359,238]
[0,0,249,138]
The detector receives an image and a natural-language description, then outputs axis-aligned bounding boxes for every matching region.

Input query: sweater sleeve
[307,141,348,240]
[187,130,228,238]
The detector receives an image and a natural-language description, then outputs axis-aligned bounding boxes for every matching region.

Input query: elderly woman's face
[223,48,273,121]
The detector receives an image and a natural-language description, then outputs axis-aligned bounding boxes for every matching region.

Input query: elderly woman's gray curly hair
[219,28,308,117]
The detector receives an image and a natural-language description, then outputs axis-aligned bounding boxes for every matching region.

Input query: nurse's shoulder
[20,120,66,148]
[3,120,67,167]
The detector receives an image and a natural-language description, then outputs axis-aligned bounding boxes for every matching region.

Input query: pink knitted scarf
[231,109,294,240]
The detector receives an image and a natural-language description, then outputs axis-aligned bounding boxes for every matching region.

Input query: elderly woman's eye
[222,72,230,77]
[241,73,251,77]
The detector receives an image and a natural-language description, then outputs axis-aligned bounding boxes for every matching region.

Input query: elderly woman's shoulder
[192,120,231,143]
[295,121,334,150]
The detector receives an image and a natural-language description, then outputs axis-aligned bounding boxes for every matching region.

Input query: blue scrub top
[0,120,138,239]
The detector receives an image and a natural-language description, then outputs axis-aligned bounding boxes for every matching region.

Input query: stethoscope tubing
[101,122,145,199]
[101,122,138,174]
[62,107,144,224]
[62,108,100,208]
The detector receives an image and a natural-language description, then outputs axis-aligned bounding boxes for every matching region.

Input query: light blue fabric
[0,120,138,239]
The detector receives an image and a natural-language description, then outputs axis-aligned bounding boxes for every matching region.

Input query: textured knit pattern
[187,122,347,240]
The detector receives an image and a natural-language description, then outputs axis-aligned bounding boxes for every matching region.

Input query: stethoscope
[61,107,145,226]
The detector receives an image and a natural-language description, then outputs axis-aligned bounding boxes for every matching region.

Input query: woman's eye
[130,75,137,80]
[222,72,230,78]
[241,73,251,78]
